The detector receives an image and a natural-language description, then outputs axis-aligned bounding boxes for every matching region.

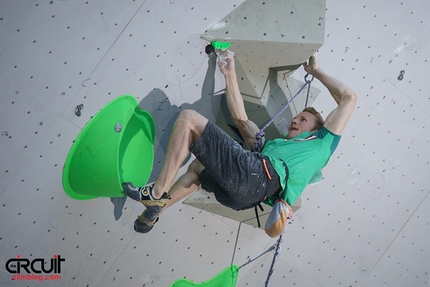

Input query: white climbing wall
[1,1,430,287]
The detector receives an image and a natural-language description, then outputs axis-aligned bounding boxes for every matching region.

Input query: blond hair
[302,107,324,131]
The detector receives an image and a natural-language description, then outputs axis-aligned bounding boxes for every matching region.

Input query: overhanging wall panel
[202,0,326,68]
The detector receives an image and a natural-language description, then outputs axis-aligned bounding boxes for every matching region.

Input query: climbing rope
[254,73,314,151]
[229,72,314,286]
[251,73,313,286]
[231,222,242,266]
[230,224,283,287]
[231,222,278,270]
[263,235,283,287]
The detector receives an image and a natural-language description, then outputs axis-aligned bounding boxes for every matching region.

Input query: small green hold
[211,41,231,50]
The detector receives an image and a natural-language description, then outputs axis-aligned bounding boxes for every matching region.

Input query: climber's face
[286,112,317,139]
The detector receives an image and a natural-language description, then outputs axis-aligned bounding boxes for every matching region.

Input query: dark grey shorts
[190,121,281,210]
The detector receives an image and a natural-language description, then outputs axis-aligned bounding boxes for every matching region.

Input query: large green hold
[170,265,239,287]
[62,95,155,200]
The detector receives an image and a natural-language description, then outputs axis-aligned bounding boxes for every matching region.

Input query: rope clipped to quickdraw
[230,226,284,287]
[254,73,314,151]
[230,72,314,287]
[252,73,313,228]
[231,223,279,271]
[304,73,314,109]
[252,73,313,286]
[230,225,284,286]
[263,235,283,287]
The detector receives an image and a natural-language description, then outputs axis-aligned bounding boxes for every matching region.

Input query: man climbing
[122,52,357,233]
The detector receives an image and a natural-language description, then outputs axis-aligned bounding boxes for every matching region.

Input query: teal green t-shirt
[261,127,341,206]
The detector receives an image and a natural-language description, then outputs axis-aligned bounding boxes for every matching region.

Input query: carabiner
[304,73,314,83]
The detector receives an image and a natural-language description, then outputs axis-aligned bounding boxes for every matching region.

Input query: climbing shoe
[122,182,171,214]
[134,209,159,233]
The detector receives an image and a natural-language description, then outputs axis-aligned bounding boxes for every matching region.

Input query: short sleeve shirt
[261,127,341,206]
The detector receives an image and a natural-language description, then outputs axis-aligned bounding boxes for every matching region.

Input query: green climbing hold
[170,265,239,287]
[211,41,231,50]
[62,95,155,200]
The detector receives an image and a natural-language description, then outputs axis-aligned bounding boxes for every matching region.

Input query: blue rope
[230,74,314,286]
[263,235,283,287]
[256,74,313,286]
[253,74,314,151]
[231,222,241,266]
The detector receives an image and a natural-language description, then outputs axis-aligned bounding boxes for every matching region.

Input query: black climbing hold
[205,44,215,55]
[75,104,84,117]
[398,70,405,81]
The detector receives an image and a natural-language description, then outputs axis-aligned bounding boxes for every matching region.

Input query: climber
[122,52,357,233]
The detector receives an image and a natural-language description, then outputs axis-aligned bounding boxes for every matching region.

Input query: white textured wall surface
[1,0,429,286]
